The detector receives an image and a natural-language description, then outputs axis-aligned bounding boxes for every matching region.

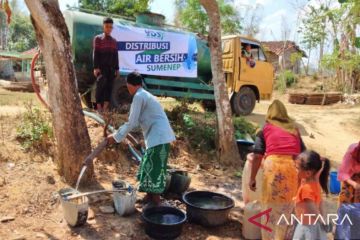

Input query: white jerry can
[112,180,137,216]
[241,158,263,204]
[243,200,262,239]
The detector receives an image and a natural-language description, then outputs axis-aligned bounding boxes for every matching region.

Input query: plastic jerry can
[243,200,262,239]
[242,158,263,204]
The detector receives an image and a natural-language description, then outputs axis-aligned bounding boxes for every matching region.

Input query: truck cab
[222,35,274,115]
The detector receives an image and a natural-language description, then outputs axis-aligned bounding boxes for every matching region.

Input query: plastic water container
[59,188,89,227]
[242,159,263,204]
[112,180,137,216]
[330,171,341,194]
[243,200,262,239]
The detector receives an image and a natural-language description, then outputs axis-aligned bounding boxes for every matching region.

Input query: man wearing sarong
[107,72,176,205]
[249,100,306,240]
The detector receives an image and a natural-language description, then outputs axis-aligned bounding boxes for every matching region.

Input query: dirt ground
[0,86,359,240]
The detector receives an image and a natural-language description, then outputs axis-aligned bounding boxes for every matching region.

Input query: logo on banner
[145,29,164,40]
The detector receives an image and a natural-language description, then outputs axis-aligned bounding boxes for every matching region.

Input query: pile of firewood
[0,80,34,92]
[289,92,343,105]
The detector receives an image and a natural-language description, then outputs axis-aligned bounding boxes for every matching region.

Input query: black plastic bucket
[168,170,191,194]
[236,139,254,160]
[142,206,187,240]
[183,191,234,227]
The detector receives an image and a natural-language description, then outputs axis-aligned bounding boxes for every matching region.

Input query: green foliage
[290,52,303,65]
[7,14,37,52]
[16,104,53,151]
[275,70,298,93]
[182,113,216,151]
[79,0,151,17]
[298,4,328,51]
[175,0,242,35]
[322,49,360,72]
[167,102,256,152]
[233,117,257,140]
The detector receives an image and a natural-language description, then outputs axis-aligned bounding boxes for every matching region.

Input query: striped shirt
[93,33,119,70]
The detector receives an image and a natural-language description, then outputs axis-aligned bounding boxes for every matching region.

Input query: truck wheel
[201,100,216,111]
[111,76,133,113]
[231,87,256,116]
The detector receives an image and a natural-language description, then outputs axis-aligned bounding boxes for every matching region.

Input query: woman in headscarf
[338,141,360,203]
[249,100,306,240]
[335,141,360,239]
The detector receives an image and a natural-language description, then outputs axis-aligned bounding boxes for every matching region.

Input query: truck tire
[231,87,256,116]
[111,76,133,113]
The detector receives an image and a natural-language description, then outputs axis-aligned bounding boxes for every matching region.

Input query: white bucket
[241,158,263,204]
[59,188,89,227]
[243,200,262,239]
[112,180,137,216]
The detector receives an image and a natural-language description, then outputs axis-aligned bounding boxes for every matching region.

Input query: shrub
[181,113,216,151]
[167,104,257,152]
[233,117,257,140]
[16,103,53,151]
[276,70,298,93]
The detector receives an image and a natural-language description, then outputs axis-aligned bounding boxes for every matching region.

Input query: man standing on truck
[107,72,176,206]
[93,17,119,112]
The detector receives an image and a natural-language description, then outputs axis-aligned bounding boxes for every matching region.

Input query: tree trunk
[306,49,311,76]
[25,0,92,185]
[318,39,324,75]
[199,0,240,165]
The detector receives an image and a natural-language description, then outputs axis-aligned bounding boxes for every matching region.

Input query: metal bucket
[112,180,137,216]
[59,188,89,227]
[168,170,191,194]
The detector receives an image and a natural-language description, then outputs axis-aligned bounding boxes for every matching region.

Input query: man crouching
[107,72,176,205]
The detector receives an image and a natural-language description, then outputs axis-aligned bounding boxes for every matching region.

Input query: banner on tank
[112,24,198,77]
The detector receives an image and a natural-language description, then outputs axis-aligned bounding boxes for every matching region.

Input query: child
[293,150,330,240]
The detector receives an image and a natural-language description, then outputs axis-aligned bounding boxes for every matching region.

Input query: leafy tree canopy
[175,0,242,35]
[7,13,37,52]
[79,0,151,18]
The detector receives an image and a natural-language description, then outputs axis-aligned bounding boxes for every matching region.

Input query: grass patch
[0,87,38,106]
[275,70,298,93]
[16,103,53,151]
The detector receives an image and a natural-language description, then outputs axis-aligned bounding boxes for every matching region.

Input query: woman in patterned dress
[249,100,306,240]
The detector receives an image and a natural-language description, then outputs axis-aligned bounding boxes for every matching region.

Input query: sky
[16,0,306,42]
[16,0,320,44]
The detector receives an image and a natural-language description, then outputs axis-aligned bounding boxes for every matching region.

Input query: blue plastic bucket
[330,171,341,194]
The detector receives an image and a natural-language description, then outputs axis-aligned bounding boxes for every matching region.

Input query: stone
[7,162,15,169]
[88,208,95,220]
[1,216,15,222]
[35,233,47,239]
[11,236,26,240]
[99,205,114,214]
[87,219,96,225]
[46,176,55,185]
[0,177,5,187]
